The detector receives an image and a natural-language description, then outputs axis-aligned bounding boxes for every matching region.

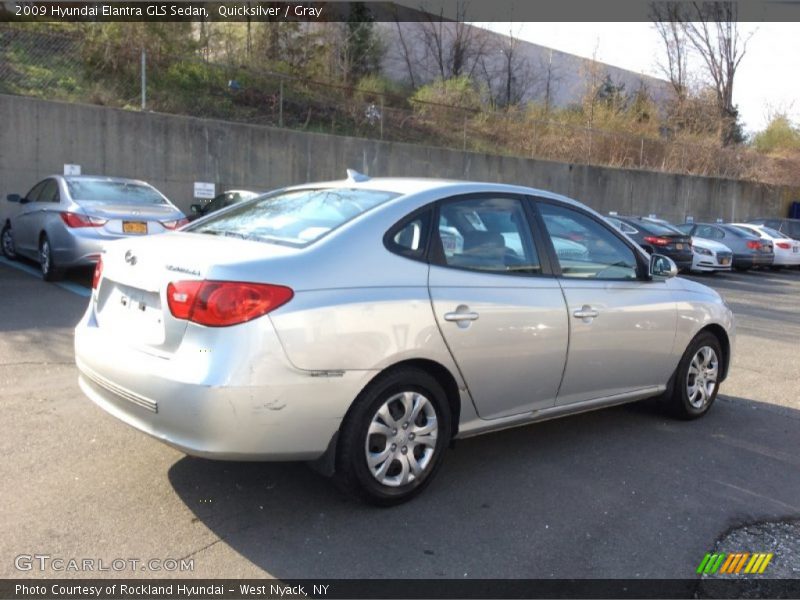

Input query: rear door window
[434,196,541,275]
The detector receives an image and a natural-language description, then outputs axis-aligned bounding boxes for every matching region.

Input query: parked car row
[1,175,259,280]
[606,214,800,274]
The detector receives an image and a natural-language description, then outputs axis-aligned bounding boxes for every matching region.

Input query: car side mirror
[190,204,200,214]
[7,193,21,203]
[650,253,678,279]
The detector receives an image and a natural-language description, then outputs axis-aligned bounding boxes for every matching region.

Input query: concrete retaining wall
[1,94,795,222]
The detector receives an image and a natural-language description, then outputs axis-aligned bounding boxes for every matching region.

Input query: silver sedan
[74,175,734,505]
[2,175,187,280]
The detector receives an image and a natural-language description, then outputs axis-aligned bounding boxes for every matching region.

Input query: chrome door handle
[444,311,479,322]
[573,305,599,320]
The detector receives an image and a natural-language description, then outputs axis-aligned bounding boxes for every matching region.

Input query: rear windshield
[187,187,400,247]
[634,220,683,235]
[67,179,167,205]
[760,226,787,238]
[722,225,756,238]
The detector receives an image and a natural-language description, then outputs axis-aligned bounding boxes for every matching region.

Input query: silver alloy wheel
[1,228,14,256]
[365,391,438,487]
[686,345,719,409]
[39,238,51,276]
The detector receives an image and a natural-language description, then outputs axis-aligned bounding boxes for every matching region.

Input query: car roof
[282,176,586,208]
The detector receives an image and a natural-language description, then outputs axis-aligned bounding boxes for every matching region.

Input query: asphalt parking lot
[1,258,798,579]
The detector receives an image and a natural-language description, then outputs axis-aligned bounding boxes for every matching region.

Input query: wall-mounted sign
[194,182,215,199]
[686,216,694,223]
[64,164,81,176]
[716,218,724,223]
[648,213,657,219]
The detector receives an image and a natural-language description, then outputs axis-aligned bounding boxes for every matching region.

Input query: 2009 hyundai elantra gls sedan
[75,174,735,505]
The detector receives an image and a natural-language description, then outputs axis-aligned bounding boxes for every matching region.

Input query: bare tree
[392,16,417,87]
[477,25,537,108]
[658,1,753,145]
[417,10,489,79]
[685,2,751,144]
[651,2,689,101]
[540,48,563,114]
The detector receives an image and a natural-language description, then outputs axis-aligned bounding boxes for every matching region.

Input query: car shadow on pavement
[168,395,800,579]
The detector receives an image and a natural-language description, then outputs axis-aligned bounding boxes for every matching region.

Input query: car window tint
[539,203,637,280]
[437,197,541,275]
[674,224,694,234]
[25,181,47,202]
[38,179,59,203]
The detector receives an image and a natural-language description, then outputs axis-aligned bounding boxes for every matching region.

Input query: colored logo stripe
[697,553,773,574]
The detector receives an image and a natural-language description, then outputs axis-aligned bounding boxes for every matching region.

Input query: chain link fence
[2,23,798,186]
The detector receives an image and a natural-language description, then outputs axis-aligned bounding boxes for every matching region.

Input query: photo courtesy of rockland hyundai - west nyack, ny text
[1,1,800,600]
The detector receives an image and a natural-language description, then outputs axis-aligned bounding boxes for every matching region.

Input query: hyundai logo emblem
[124,250,137,266]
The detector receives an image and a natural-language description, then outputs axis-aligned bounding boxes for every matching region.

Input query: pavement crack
[179,537,225,562]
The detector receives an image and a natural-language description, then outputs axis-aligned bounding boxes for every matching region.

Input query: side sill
[455,386,665,439]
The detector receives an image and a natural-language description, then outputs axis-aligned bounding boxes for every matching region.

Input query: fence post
[140,48,146,111]
[463,112,467,151]
[380,96,384,140]
[279,78,284,128]
[639,137,644,167]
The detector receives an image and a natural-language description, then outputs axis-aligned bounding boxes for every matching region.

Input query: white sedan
[731,223,800,267]
[689,237,733,273]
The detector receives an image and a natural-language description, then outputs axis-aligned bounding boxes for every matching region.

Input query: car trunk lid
[94,232,296,353]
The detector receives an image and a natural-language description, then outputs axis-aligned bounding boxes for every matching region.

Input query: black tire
[39,235,62,282]
[665,331,723,420]
[1,225,16,260]
[335,367,452,506]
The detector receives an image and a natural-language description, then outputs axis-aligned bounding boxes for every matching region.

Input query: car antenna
[346,169,370,182]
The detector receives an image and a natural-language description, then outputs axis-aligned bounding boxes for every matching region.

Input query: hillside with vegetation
[1,15,799,187]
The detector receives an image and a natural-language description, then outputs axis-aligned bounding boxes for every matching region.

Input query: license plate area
[97,281,165,345]
[123,221,148,234]
[720,257,730,265]
[675,243,684,250]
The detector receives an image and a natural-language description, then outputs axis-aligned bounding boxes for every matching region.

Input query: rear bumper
[74,304,372,460]
[772,251,800,266]
[733,254,773,268]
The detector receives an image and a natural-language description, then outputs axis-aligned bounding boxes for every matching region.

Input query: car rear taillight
[167,280,293,327]
[643,235,670,246]
[746,240,761,250]
[162,218,189,230]
[60,212,107,228]
[92,257,103,290]
[776,242,791,250]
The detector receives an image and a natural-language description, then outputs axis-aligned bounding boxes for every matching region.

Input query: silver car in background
[2,175,187,280]
[75,175,734,505]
